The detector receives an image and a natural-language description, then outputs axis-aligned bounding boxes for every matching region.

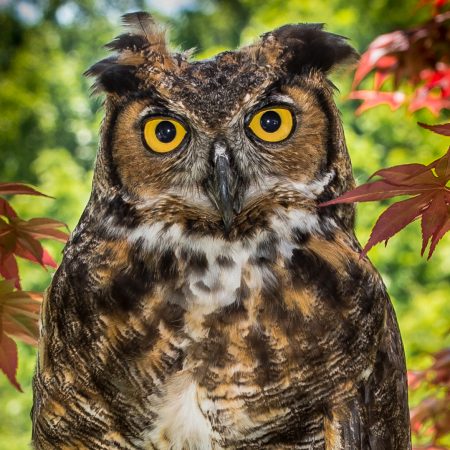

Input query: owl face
[88,14,358,237]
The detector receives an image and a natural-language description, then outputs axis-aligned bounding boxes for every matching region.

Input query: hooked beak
[205,140,241,234]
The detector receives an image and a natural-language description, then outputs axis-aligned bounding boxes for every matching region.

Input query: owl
[32,12,411,450]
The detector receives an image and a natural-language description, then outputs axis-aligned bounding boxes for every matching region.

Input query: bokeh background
[0,0,449,448]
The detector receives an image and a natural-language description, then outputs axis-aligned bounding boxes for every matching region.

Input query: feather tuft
[121,12,156,39]
[85,11,176,96]
[121,12,167,51]
[253,23,359,76]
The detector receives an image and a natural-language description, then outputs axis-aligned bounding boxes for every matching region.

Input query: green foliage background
[0,0,449,448]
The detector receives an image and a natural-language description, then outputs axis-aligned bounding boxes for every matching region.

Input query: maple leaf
[0,333,21,391]
[409,91,450,116]
[418,122,450,136]
[0,279,42,391]
[0,183,50,198]
[0,182,67,390]
[0,215,69,288]
[320,124,450,258]
[348,90,406,115]
[0,198,17,218]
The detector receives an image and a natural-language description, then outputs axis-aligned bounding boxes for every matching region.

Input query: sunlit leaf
[349,90,405,115]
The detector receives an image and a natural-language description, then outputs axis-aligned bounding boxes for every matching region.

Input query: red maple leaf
[349,90,406,115]
[0,182,68,390]
[350,10,450,115]
[320,123,450,258]
[0,183,51,198]
[0,279,42,391]
[0,183,52,222]
[418,122,450,136]
[0,215,69,288]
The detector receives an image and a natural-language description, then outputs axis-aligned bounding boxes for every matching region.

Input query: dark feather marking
[116,323,160,358]
[259,270,304,337]
[158,249,178,282]
[309,86,338,170]
[84,56,118,77]
[105,194,140,228]
[101,104,122,189]
[85,57,140,96]
[245,327,280,386]
[289,248,345,308]
[106,252,155,313]
[99,65,140,95]
[251,232,279,265]
[181,248,208,274]
[236,279,250,304]
[153,301,185,331]
[194,280,211,293]
[192,330,230,388]
[344,260,379,314]
[105,33,148,52]
[216,254,235,268]
[291,227,310,245]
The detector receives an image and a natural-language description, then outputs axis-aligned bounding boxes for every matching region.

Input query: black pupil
[260,111,281,133]
[155,121,176,143]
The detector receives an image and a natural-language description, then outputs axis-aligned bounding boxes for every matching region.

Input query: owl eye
[143,117,187,153]
[248,107,294,143]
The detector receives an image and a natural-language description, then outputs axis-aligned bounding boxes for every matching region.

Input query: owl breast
[98,206,385,449]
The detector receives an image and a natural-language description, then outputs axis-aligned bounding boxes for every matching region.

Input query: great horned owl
[32,12,411,450]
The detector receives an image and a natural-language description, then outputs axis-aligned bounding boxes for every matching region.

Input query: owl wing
[339,299,411,449]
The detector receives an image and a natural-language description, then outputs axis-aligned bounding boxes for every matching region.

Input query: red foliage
[0,280,41,391]
[320,123,450,258]
[0,182,68,390]
[409,349,450,449]
[350,2,450,115]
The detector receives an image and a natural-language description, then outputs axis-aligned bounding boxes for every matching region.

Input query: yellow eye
[248,107,294,143]
[143,117,187,153]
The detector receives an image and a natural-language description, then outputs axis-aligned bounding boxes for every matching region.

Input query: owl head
[86,12,358,239]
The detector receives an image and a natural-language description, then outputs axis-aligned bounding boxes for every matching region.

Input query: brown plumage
[32,12,411,449]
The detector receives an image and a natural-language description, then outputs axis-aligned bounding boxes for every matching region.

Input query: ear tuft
[268,23,359,75]
[105,33,149,52]
[85,11,173,96]
[120,12,168,54]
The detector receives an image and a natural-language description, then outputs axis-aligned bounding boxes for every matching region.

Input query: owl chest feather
[35,208,387,449]
[113,212,386,448]
[35,209,386,450]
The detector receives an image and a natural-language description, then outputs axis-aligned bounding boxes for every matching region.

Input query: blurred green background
[1,0,449,448]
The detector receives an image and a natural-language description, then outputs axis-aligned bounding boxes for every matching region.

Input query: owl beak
[206,140,235,234]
